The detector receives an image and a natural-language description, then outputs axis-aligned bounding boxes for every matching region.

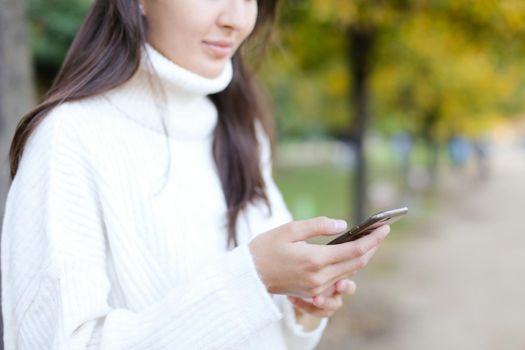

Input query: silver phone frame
[326,207,408,245]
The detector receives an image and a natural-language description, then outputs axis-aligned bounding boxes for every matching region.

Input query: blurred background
[1,0,524,349]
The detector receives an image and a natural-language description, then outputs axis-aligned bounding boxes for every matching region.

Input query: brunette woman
[1,0,390,348]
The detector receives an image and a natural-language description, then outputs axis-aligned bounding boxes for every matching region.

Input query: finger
[288,216,348,242]
[335,279,347,294]
[316,248,377,294]
[291,297,333,317]
[318,278,356,298]
[322,225,390,265]
[312,294,343,311]
[291,298,318,314]
[341,280,357,295]
[312,295,325,307]
[335,279,357,295]
[318,284,337,297]
[329,247,378,280]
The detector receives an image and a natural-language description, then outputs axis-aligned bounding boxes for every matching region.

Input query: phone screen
[326,207,408,245]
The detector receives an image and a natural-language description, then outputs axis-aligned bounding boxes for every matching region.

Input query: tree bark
[0,0,35,346]
[422,109,440,186]
[347,26,374,223]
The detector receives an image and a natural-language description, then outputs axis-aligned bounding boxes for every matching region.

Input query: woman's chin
[195,63,227,79]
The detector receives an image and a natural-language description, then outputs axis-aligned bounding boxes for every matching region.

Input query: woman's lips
[203,41,233,58]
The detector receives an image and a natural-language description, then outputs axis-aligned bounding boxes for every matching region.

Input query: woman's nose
[217,0,253,31]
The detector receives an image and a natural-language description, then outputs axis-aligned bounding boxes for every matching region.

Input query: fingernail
[348,280,357,293]
[334,220,347,232]
[337,280,348,292]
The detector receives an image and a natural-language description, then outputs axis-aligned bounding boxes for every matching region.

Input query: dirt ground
[317,142,525,350]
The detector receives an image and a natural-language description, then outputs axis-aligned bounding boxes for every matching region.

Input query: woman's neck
[101,43,234,140]
[141,42,233,99]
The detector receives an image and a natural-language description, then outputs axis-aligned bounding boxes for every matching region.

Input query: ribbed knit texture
[1,43,328,349]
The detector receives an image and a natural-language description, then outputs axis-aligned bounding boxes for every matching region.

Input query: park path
[318,141,525,350]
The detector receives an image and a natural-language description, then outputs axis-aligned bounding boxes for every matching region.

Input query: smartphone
[326,207,408,245]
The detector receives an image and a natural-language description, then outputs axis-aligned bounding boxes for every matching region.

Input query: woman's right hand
[248,217,390,298]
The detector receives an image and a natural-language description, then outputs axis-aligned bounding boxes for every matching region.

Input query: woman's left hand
[288,278,357,320]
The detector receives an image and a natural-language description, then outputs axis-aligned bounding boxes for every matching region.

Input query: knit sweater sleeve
[256,123,329,350]
[1,111,284,350]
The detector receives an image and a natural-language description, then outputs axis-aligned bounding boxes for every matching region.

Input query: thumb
[288,216,347,242]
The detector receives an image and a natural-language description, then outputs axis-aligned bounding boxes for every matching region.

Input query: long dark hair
[9,0,281,249]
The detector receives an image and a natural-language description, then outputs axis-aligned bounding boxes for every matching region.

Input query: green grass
[272,140,444,243]
[274,164,353,222]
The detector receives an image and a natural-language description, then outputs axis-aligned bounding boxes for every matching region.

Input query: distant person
[472,137,491,180]
[448,135,470,169]
[1,1,391,349]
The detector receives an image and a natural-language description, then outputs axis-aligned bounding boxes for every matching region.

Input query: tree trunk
[422,109,439,186]
[347,26,374,223]
[0,0,35,346]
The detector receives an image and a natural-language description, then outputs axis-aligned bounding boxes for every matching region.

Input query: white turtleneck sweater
[1,44,328,349]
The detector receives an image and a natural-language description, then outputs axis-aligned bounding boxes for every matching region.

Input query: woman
[1,0,390,349]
